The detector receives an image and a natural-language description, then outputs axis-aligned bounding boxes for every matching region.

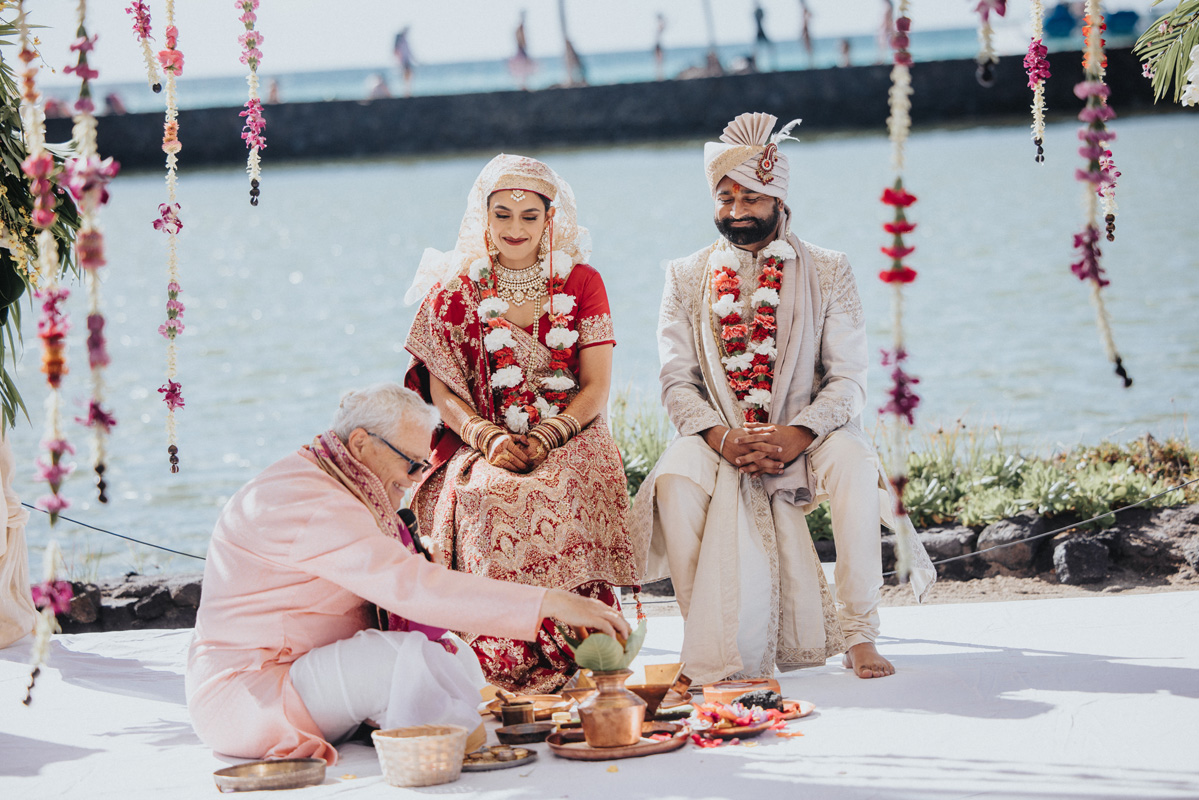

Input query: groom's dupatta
[306,430,452,646]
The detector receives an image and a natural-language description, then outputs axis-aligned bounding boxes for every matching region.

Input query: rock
[641,578,674,597]
[977,512,1047,572]
[133,586,171,620]
[917,526,981,580]
[1183,539,1199,572]
[814,539,836,563]
[880,534,897,575]
[169,577,203,608]
[1054,538,1109,584]
[67,583,101,624]
[112,574,164,599]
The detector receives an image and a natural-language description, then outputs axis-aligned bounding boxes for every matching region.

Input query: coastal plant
[1133,0,1199,104]
[609,386,673,497]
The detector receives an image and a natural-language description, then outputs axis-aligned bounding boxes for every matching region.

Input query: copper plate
[461,746,538,772]
[696,718,774,740]
[659,689,693,709]
[213,758,326,793]
[546,722,687,761]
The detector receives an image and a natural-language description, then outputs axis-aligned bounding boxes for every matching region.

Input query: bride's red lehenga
[406,259,636,694]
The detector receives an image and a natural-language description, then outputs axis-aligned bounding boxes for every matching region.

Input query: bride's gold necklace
[494,259,545,340]
[494,261,544,305]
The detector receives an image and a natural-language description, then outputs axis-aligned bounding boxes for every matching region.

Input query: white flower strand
[1029,0,1048,148]
[886,62,912,172]
[1181,44,1199,107]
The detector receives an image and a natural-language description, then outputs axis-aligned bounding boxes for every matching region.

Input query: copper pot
[577,669,646,748]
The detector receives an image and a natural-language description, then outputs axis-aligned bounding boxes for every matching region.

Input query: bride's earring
[538,229,549,260]
[485,229,499,257]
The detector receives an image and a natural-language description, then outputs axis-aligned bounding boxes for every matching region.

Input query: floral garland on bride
[469,249,579,434]
[708,239,792,423]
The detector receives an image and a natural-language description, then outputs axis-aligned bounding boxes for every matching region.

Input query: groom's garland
[708,239,793,424]
[470,250,578,434]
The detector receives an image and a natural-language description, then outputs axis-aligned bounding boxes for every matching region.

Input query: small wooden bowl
[496,722,557,744]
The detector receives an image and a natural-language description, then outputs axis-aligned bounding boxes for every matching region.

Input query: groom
[632,112,934,684]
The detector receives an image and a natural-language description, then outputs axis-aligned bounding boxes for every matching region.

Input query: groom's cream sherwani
[630,236,935,684]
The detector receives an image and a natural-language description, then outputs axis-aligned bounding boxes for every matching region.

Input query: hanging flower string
[1024,0,1050,162]
[1071,0,1130,388]
[16,3,74,525]
[23,542,72,705]
[157,1,185,471]
[974,0,1006,86]
[124,1,161,93]
[708,240,790,423]
[470,248,578,434]
[65,0,121,504]
[878,0,920,582]
[236,0,265,205]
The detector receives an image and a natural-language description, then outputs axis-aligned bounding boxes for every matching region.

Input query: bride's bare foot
[841,642,894,679]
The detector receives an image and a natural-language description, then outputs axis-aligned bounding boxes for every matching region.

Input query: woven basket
[371,724,468,788]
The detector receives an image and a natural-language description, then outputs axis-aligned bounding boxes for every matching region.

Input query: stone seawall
[45,48,1171,170]
[53,503,1199,633]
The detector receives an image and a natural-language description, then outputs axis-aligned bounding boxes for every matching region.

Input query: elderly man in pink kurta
[186,383,628,765]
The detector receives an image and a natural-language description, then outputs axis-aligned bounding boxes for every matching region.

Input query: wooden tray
[696,718,774,740]
[486,694,574,721]
[546,722,687,761]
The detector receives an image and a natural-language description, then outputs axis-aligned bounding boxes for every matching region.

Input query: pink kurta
[185,449,548,765]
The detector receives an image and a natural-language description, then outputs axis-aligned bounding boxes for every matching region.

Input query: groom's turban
[703,112,801,200]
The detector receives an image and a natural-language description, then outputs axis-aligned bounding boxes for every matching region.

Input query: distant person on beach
[266,78,281,104]
[630,112,935,684]
[838,37,852,67]
[509,9,537,90]
[878,0,894,64]
[402,155,637,693]
[799,0,814,67]
[366,72,391,100]
[185,383,627,764]
[394,26,416,97]
[654,13,667,81]
[103,92,127,115]
[752,2,775,70]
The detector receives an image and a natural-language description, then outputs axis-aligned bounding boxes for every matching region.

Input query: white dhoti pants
[289,629,486,744]
[656,429,884,659]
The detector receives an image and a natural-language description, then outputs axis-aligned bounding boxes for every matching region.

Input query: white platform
[3,591,1198,800]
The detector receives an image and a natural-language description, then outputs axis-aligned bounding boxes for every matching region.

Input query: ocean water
[39,25,1119,114]
[11,112,1197,579]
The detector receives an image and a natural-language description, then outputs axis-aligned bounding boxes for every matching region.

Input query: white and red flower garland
[1024,0,1050,162]
[708,240,789,424]
[974,0,1006,86]
[1071,0,1130,388]
[236,0,266,205]
[64,0,120,504]
[23,541,72,705]
[879,0,921,581]
[125,1,162,93]
[156,0,186,471]
[16,3,74,525]
[471,249,578,434]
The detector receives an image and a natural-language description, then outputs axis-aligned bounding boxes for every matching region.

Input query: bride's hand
[522,437,550,471]
[485,434,532,472]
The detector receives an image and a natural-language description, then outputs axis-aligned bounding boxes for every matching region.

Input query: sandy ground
[626,568,1199,617]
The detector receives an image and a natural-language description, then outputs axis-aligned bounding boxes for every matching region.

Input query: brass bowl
[213,758,326,793]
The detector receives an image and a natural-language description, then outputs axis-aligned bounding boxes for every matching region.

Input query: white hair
[331,383,440,442]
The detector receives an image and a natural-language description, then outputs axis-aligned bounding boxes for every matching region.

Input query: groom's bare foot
[841,642,894,679]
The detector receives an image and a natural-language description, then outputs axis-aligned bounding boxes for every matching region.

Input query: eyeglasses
[367,431,432,476]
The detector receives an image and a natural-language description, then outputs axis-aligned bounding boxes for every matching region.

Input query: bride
[402,154,638,693]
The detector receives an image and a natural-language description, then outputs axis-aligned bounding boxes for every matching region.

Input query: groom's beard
[715,204,781,247]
